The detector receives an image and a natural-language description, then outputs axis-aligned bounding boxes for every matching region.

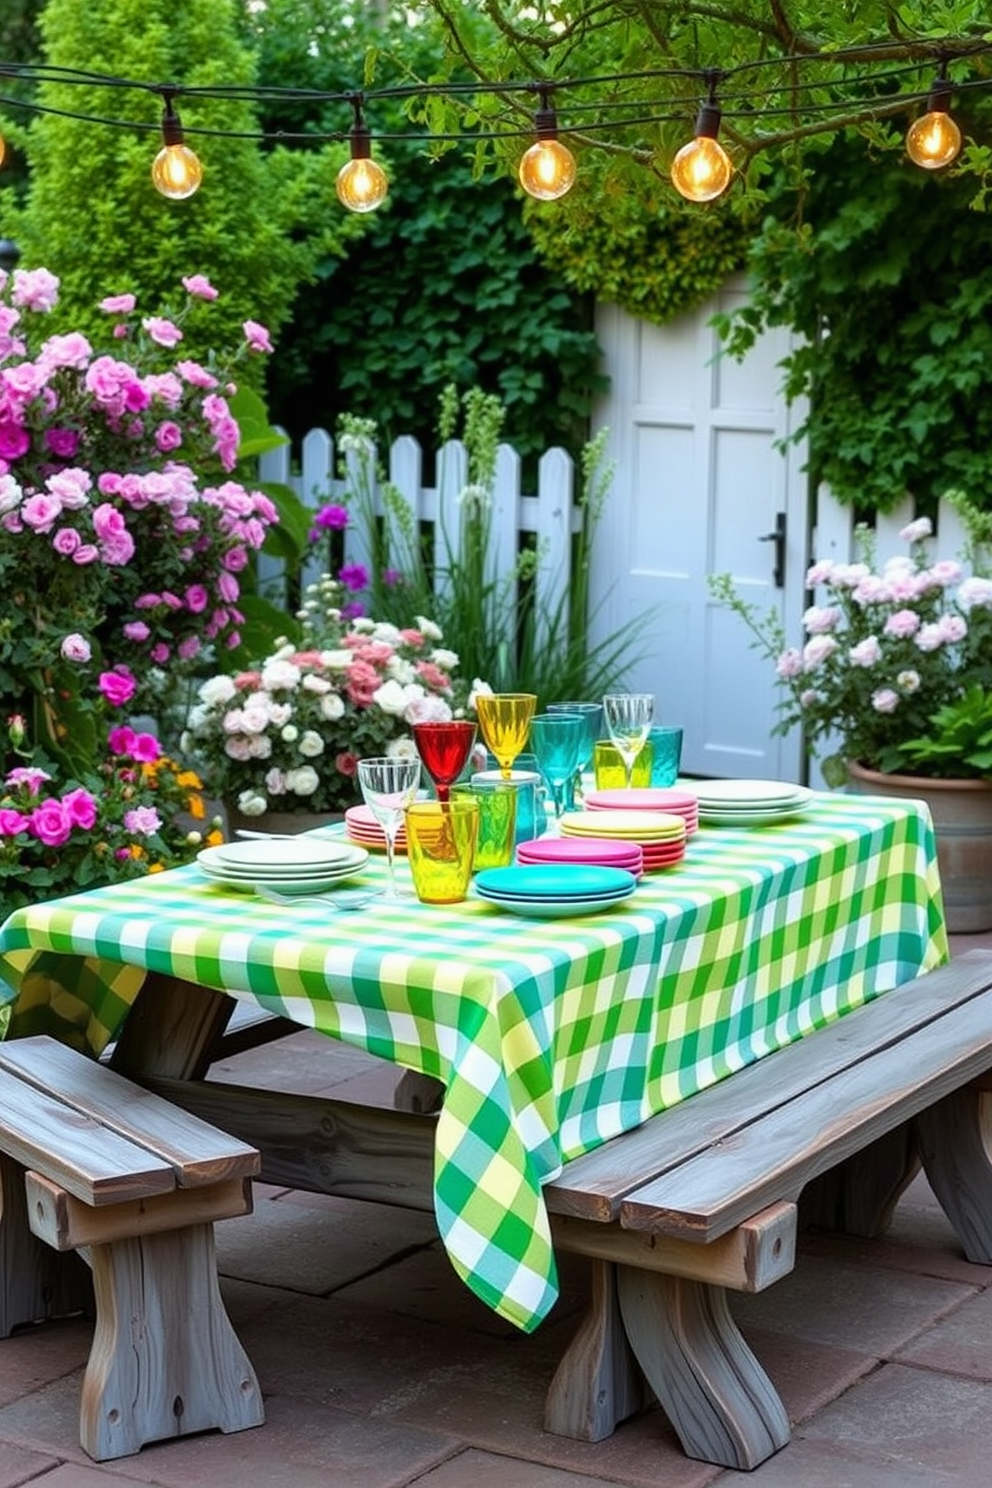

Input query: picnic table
[0,793,947,1336]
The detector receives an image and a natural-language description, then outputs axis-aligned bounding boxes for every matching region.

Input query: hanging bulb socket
[671,90,733,203]
[518,91,576,201]
[336,99,388,212]
[906,72,962,171]
[151,95,203,201]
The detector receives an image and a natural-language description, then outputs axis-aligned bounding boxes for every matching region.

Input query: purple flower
[44,427,81,459]
[314,503,349,531]
[339,563,369,593]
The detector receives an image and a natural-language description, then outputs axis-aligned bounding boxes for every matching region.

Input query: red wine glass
[413,721,478,803]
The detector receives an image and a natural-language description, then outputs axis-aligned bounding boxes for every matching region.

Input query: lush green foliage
[241,0,605,463]
[0,0,365,370]
[716,116,992,515]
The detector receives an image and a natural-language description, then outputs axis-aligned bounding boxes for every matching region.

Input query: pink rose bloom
[150,642,170,665]
[801,605,840,635]
[335,751,359,779]
[62,787,98,830]
[131,732,162,764]
[99,667,138,707]
[217,571,240,603]
[72,543,100,565]
[124,805,162,835]
[101,531,136,565]
[143,371,184,408]
[899,517,933,543]
[60,632,92,664]
[108,725,138,756]
[11,267,59,313]
[99,293,136,314]
[851,575,889,604]
[848,636,882,667]
[175,359,218,389]
[243,319,273,354]
[154,421,183,453]
[222,545,249,572]
[0,420,30,461]
[871,688,900,714]
[936,613,967,644]
[416,661,452,692]
[928,560,963,586]
[181,274,218,300]
[134,592,161,610]
[21,493,62,533]
[775,648,802,679]
[958,577,992,609]
[0,807,30,836]
[142,316,183,348]
[38,331,92,371]
[184,583,209,612]
[44,427,81,460]
[123,620,151,642]
[883,608,920,638]
[178,635,201,660]
[52,527,81,556]
[6,766,51,792]
[802,635,839,669]
[914,622,946,653]
[28,798,73,848]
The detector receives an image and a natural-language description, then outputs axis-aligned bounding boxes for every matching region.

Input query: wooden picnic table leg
[914,1077,992,1263]
[543,1259,650,1442]
[616,1268,790,1470]
[798,1122,920,1238]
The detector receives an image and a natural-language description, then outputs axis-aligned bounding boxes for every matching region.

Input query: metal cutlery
[253,883,375,912]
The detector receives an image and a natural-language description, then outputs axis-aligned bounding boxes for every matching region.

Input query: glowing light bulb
[336,155,388,212]
[671,96,733,203]
[519,138,576,201]
[906,109,962,170]
[151,98,202,201]
[152,143,203,200]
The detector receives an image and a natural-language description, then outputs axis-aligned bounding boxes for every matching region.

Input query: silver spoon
[253,883,376,912]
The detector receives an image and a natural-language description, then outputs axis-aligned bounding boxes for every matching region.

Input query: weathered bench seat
[0,1036,264,1461]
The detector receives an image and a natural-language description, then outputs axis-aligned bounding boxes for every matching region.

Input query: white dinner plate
[694,780,812,808]
[204,839,359,872]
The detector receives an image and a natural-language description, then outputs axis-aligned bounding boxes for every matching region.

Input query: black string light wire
[0,42,989,210]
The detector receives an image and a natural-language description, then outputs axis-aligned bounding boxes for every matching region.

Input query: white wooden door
[588,280,810,782]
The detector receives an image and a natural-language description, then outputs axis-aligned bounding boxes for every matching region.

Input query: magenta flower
[99,667,138,707]
[0,421,30,461]
[314,503,349,531]
[28,798,73,848]
[339,563,369,593]
[62,787,98,830]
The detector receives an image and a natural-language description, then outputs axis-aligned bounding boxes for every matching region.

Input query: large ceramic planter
[846,761,992,934]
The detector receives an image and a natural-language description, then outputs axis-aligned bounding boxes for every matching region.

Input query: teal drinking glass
[546,701,604,807]
[527,712,586,830]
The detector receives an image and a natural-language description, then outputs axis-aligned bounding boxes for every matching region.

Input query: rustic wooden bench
[111,949,992,1473]
[540,948,992,1469]
[0,1036,264,1462]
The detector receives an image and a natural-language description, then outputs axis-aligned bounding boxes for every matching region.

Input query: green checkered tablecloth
[0,794,947,1332]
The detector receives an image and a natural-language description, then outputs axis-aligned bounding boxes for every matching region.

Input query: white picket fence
[813,491,976,569]
[257,428,580,645]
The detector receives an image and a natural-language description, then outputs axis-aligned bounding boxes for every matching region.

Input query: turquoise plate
[474,864,636,901]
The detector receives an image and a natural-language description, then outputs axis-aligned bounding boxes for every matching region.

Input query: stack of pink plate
[583,786,700,835]
[345,803,408,853]
[559,808,687,871]
[517,835,643,878]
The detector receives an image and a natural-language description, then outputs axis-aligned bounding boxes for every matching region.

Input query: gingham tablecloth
[0,794,948,1332]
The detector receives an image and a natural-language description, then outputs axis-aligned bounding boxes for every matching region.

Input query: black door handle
[758,512,787,589]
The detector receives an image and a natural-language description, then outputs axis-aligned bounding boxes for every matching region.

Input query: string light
[671,77,733,202]
[518,89,576,201]
[335,96,387,212]
[151,94,203,200]
[906,68,962,170]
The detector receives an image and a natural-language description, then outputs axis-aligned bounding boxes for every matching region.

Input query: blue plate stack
[474,864,637,918]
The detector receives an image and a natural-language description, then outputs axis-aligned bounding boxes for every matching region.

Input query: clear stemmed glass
[412,720,478,804]
[356,756,421,898]
[546,701,603,808]
[527,712,586,832]
[602,693,655,791]
[475,693,537,781]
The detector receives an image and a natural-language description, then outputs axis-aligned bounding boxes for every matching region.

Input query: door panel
[590,284,809,783]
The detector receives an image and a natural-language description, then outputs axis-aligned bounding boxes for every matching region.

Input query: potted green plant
[710,503,992,932]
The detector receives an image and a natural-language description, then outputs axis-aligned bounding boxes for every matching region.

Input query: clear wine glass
[412,720,477,804]
[602,693,654,791]
[356,756,421,898]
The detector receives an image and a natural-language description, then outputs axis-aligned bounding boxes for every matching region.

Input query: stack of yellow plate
[559,809,686,870]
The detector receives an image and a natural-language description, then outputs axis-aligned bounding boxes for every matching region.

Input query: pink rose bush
[183,575,479,816]
[0,264,278,775]
[711,505,992,784]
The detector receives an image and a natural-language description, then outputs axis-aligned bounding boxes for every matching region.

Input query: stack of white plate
[197,837,370,893]
[695,779,813,827]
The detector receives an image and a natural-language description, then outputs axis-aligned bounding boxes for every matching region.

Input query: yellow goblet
[475,693,537,781]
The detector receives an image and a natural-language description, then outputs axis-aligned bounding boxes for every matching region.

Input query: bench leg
[544,1260,651,1441]
[0,1154,92,1337]
[81,1222,264,1461]
[799,1123,920,1238]
[915,1083,992,1263]
[616,1269,790,1470]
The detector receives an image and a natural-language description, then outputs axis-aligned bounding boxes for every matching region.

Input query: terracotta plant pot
[845,761,992,935]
